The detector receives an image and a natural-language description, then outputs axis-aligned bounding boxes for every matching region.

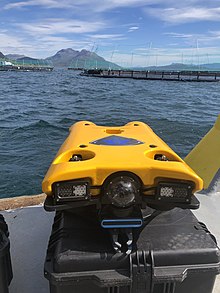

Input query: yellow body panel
[42,121,203,195]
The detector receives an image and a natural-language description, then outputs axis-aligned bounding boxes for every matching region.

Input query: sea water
[0,69,219,198]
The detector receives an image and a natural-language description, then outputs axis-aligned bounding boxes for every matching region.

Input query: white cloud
[129,26,139,30]
[0,32,37,55]
[18,19,106,35]
[0,30,92,58]
[209,30,220,39]
[134,47,149,51]
[146,6,220,24]
[3,0,160,11]
[165,32,194,39]
[3,0,220,60]
[128,26,139,32]
[4,0,220,27]
[4,0,74,10]
[87,34,126,42]
[165,31,220,47]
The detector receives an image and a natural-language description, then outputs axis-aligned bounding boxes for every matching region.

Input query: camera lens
[106,176,139,207]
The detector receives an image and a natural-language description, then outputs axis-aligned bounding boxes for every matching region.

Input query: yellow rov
[42,116,220,252]
[42,120,206,214]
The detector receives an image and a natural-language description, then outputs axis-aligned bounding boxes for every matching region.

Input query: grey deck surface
[2,205,55,293]
[2,189,220,293]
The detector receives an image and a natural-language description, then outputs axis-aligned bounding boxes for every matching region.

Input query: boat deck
[1,188,220,293]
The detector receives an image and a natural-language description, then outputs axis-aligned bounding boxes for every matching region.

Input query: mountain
[68,49,121,70]
[201,63,220,70]
[46,48,79,67]
[5,54,26,60]
[3,48,220,70]
[2,48,121,68]
[148,63,201,71]
[0,52,5,58]
[14,56,51,66]
[131,63,206,71]
[17,56,40,62]
[131,62,220,71]
[4,53,51,66]
[46,48,121,69]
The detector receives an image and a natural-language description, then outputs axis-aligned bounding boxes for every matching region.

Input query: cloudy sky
[1,0,220,65]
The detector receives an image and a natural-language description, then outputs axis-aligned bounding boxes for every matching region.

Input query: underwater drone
[42,117,220,253]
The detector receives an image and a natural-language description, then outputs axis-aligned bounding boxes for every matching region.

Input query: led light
[53,180,89,202]
[106,176,140,207]
[160,186,175,197]
[73,185,87,196]
[157,182,192,203]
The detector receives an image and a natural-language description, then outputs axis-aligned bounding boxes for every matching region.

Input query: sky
[1,0,220,66]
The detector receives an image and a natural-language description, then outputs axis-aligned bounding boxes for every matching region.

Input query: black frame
[156,181,193,203]
[53,179,90,202]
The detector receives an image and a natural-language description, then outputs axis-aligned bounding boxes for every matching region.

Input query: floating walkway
[80,69,220,82]
[0,65,53,72]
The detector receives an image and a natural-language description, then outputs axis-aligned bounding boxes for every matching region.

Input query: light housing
[105,175,140,208]
[156,182,193,203]
[53,180,90,202]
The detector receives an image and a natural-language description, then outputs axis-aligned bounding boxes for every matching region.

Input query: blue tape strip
[101,218,143,229]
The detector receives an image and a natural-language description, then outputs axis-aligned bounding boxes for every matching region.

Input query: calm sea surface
[0,69,219,198]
